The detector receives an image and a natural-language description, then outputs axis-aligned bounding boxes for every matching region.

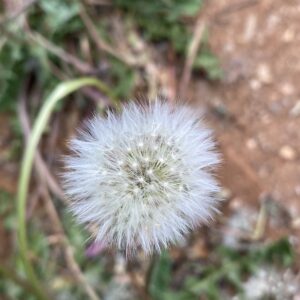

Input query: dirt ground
[189,0,300,222]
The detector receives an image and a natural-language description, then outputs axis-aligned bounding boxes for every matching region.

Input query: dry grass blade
[41,187,101,300]
[27,31,94,74]
[179,17,206,99]
[79,6,136,67]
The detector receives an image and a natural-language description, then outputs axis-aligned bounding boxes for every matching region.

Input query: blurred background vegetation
[0,0,299,299]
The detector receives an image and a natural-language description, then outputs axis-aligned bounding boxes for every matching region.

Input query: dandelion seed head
[63,101,220,254]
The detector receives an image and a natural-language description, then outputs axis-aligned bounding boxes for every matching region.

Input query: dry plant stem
[40,186,100,300]
[252,202,267,240]
[1,25,96,78]
[79,6,136,67]
[179,18,206,99]
[85,0,112,5]
[82,86,111,107]
[27,31,94,74]
[17,78,115,300]
[80,5,164,99]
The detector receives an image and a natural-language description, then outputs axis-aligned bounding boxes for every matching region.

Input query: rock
[279,145,296,161]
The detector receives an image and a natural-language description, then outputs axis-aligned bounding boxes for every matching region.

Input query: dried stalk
[179,17,206,99]
[27,31,94,74]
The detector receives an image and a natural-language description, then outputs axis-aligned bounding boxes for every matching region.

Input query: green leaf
[194,50,223,80]
[113,0,201,50]
[110,59,135,98]
[39,0,80,33]
[256,238,294,267]
[149,251,172,300]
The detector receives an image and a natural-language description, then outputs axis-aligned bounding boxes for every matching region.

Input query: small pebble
[219,188,232,201]
[246,138,258,150]
[256,63,272,84]
[250,79,261,90]
[279,145,296,161]
[292,218,300,229]
[282,28,295,42]
[280,83,295,96]
[294,185,300,196]
[289,100,300,117]
[229,197,244,210]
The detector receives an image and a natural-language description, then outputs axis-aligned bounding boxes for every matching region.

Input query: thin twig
[79,6,136,67]
[84,0,112,5]
[27,31,94,74]
[252,201,267,240]
[0,23,95,75]
[179,17,206,99]
[40,185,101,300]
[80,5,166,100]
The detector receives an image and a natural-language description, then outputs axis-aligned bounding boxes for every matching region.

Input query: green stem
[17,77,117,299]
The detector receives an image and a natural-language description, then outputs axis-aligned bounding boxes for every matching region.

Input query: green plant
[113,0,222,79]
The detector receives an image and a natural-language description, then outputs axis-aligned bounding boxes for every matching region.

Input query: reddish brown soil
[190,0,300,223]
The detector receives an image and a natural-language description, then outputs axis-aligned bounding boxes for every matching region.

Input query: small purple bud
[85,241,106,258]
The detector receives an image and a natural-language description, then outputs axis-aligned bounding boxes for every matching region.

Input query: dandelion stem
[17,77,115,299]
